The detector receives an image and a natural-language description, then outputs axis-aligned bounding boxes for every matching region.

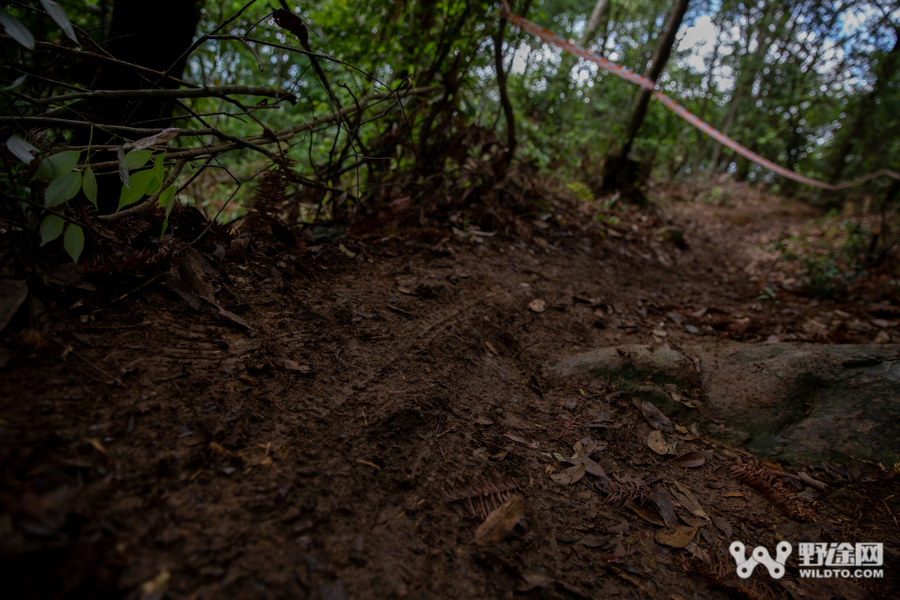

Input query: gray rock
[692,342,900,465]
[551,345,698,387]
[553,342,900,465]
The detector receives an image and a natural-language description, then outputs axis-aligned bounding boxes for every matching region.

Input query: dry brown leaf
[673,481,710,520]
[503,431,538,449]
[566,455,606,477]
[474,495,525,546]
[648,487,675,524]
[671,451,706,468]
[655,525,698,548]
[629,503,666,526]
[640,400,674,432]
[723,492,743,498]
[551,463,586,485]
[647,430,674,455]
[713,516,733,538]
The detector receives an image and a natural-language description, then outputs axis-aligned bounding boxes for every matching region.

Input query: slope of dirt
[2,190,899,599]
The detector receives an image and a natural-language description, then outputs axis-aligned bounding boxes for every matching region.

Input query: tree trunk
[600,0,690,195]
[74,0,203,212]
[493,16,517,173]
[91,0,203,130]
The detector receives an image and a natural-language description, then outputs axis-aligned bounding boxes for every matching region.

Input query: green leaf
[0,8,35,49]
[39,214,65,246]
[157,185,176,209]
[82,165,97,208]
[64,224,84,263]
[38,0,78,45]
[153,152,165,182]
[116,169,156,212]
[6,135,38,164]
[123,149,153,169]
[158,186,176,239]
[45,171,82,207]
[35,150,81,180]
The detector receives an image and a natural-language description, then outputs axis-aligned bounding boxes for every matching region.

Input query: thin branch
[158,0,262,85]
[0,37,197,88]
[29,85,298,107]
[0,190,88,228]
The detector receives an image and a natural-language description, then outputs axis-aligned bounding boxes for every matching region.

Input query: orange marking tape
[499,1,898,190]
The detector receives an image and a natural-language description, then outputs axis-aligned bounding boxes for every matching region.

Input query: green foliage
[566,181,593,202]
[772,221,875,298]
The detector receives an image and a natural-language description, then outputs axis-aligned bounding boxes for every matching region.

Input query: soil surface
[2,186,899,599]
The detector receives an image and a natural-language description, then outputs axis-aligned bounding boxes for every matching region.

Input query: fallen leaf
[566,455,606,477]
[503,431,538,449]
[551,463,586,485]
[647,430,674,455]
[713,516,733,538]
[528,299,546,313]
[672,481,710,520]
[798,472,828,491]
[640,401,674,432]
[578,534,609,548]
[671,451,706,468]
[723,492,743,498]
[655,526,698,548]
[679,514,709,528]
[708,481,726,489]
[629,503,666,526]
[648,487,675,524]
[474,495,525,546]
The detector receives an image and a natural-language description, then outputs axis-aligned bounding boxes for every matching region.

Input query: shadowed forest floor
[2,185,899,599]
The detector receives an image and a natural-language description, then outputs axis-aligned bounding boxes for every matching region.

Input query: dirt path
[2,191,898,599]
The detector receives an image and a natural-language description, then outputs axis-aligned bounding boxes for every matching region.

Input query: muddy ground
[2,184,899,599]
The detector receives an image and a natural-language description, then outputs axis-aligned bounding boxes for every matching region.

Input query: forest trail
[3,187,898,599]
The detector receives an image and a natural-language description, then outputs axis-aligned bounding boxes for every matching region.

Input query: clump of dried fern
[244,156,296,235]
[441,472,519,518]
[731,461,814,521]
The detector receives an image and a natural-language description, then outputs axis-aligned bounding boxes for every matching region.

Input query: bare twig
[0,190,88,228]
[29,85,297,107]
[0,37,196,88]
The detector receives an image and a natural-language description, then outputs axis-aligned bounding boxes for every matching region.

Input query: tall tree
[600,0,690,194]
